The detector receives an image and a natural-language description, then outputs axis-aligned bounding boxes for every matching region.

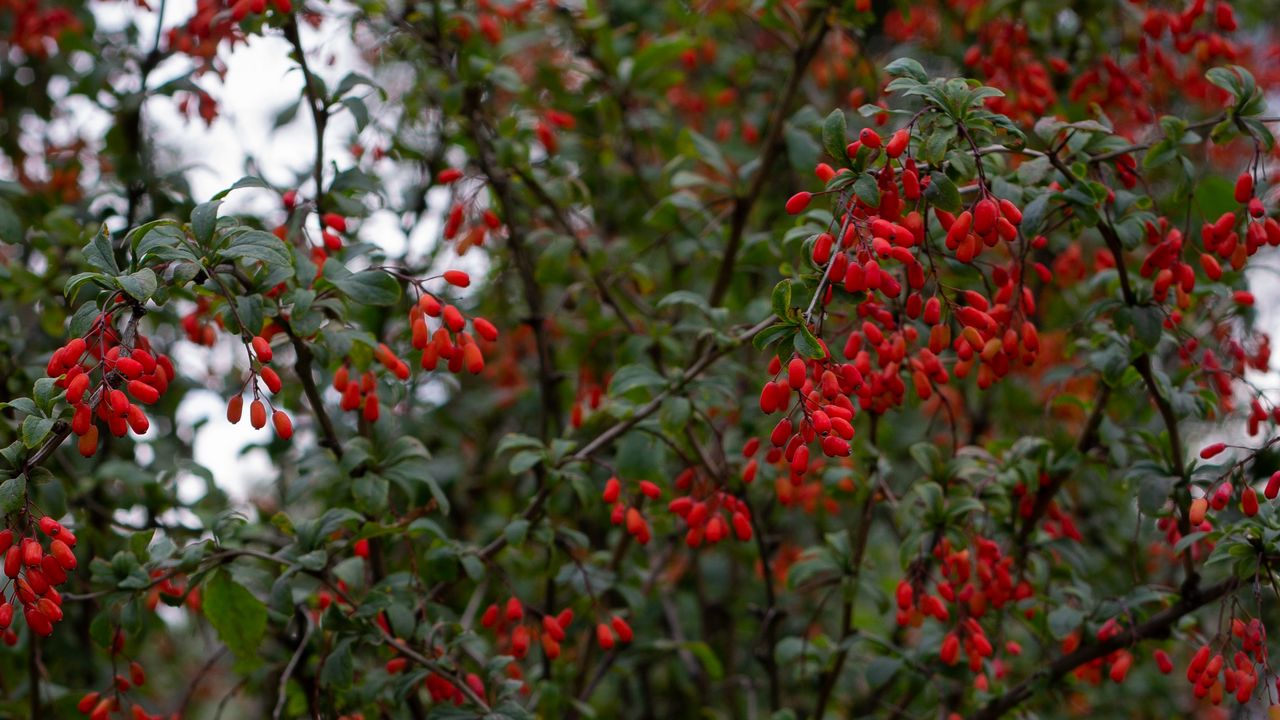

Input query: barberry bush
[4,0,1280,718]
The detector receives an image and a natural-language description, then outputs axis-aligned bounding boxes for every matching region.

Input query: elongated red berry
[885,129,909,158]
[472,317,498,342]
[322,213,347,232]
[443,270,471,288]
[1234,172,1253,203]
[787,357,806,389]
[1242,486,1259,517]
[602,476,621,503]
[227,395,244,423]
[785,192,812,215]
[272,410,293,439]
[1266,471,1280,500]
[250,399,267,429]
[596,623,615,649]
[1199,443,1227,459]
[251,336,272,362]
[610,615,633,643]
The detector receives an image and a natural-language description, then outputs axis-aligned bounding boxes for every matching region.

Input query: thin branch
[273,612,315,720]
[967,576,1240,720]
[708,5,832,307]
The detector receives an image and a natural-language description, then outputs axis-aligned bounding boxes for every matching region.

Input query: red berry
[227,395,244,423]
[272,410,293,439]
[322,213,347,232]
[785,192,812,215]
[250,399,267,429]
[1199,442,1227,459]
[1235,172,1253,203]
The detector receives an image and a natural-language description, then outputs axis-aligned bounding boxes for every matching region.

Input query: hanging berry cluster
[602,475,660,545]
[225,332,293,439]
[897,537,1033,689]
[665,468,754,547]
[759,101,1033,485]
[410,271,498,375]
[436,168,505,255]
[76,636,155,720]
[49,308,177,458]
[480,597,576,662]
[0,517,77,640]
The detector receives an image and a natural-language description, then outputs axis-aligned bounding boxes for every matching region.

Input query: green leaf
[793,325,825,359]
[753,324,795,351]
[221,230,293,269]
[191,200,222,247]
[0,199,21,244]
[212,176,271,200]
[821,109,848,160]
[504,519,530,546]
[353,473,390,514]
[852,173,880,208]
[508,450,543,476]
[341,96,370,131]
[1047,606,1082,639]
[610,365,666,395]
[0,475,25,514]
[924,172,962,213]
[21,416,55,449]
[203,570,268,670]
[117,269,157,302]
[884,57,928,83]
[784,123,821,173]
[324,261,401,306]
[84,224,120,275]
[320,638,354,688]
[1137,475,1175,515]
[771,280,792,318]
[496,434,543,456]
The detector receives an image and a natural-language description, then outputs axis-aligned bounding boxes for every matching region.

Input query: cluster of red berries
[602,476,660,545]
[436,168,504,255]
[897,537,1034,690]
[49,316,177,458]
[1069,0,1245,125]
[1012,475,1083,542]
[451,0,537,46]
[225,333,293,439]
[757,352,860,483]
[1183,629,1266,706]
[665,467,754,547]
[961,20,1056,124]
[165,0,295,80]
[334,365,384,422]
[144,570,201,613]
[179,296,218,346]
[424,671,487,707]
[898,538,1032,628]
[0,518,77,640]
[410,273,498,375]
[229,0,292,21]
[767,125,1036,482]
[479,597,577,661]
[76,631,157,720]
